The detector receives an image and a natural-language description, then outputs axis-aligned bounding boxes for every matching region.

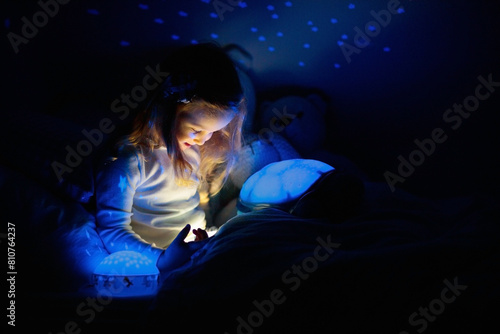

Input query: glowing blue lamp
[238,159,334,213]
[93,251,159,297]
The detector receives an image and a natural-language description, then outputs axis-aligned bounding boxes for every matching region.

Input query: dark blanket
[148,182,500,333]
[2,162,499,333]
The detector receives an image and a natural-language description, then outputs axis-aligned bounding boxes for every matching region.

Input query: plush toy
[230,132,300,189]
[237,159,366,223]
[258,94,327,156]
[258,94,368,181]
[237,159,335,213]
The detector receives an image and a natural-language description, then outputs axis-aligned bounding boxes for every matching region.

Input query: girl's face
[175,103,234,150]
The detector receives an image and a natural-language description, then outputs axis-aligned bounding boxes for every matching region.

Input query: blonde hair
[183,98,246,191]
[126,97,245,194]
[122,43,246,196]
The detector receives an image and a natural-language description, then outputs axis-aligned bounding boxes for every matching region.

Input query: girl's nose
[194,132,213,145]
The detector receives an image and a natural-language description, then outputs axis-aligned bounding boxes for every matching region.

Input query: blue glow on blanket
[93,251,159,297]
[238,159,334,212]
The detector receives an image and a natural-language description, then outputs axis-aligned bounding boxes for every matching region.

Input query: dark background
[2,0,500,198]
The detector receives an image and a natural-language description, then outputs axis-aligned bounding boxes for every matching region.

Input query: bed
[1,118,499,334]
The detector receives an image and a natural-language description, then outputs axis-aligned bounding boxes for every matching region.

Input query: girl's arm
[94,146,163,263]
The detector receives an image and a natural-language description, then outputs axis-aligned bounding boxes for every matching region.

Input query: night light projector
[237,159,334,213]
[92,251,159,297]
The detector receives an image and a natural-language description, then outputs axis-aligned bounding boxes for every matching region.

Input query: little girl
[94,43,245,273]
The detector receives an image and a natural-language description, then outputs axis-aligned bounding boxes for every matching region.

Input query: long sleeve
[94,146,163,263]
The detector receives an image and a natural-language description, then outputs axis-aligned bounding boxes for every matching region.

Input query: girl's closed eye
[191,128,202,134]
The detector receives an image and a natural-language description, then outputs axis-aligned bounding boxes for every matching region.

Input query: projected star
[118,175,127,193]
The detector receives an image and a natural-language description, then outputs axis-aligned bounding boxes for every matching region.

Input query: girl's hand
[156,224,209,273]
[193,228,209,241]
